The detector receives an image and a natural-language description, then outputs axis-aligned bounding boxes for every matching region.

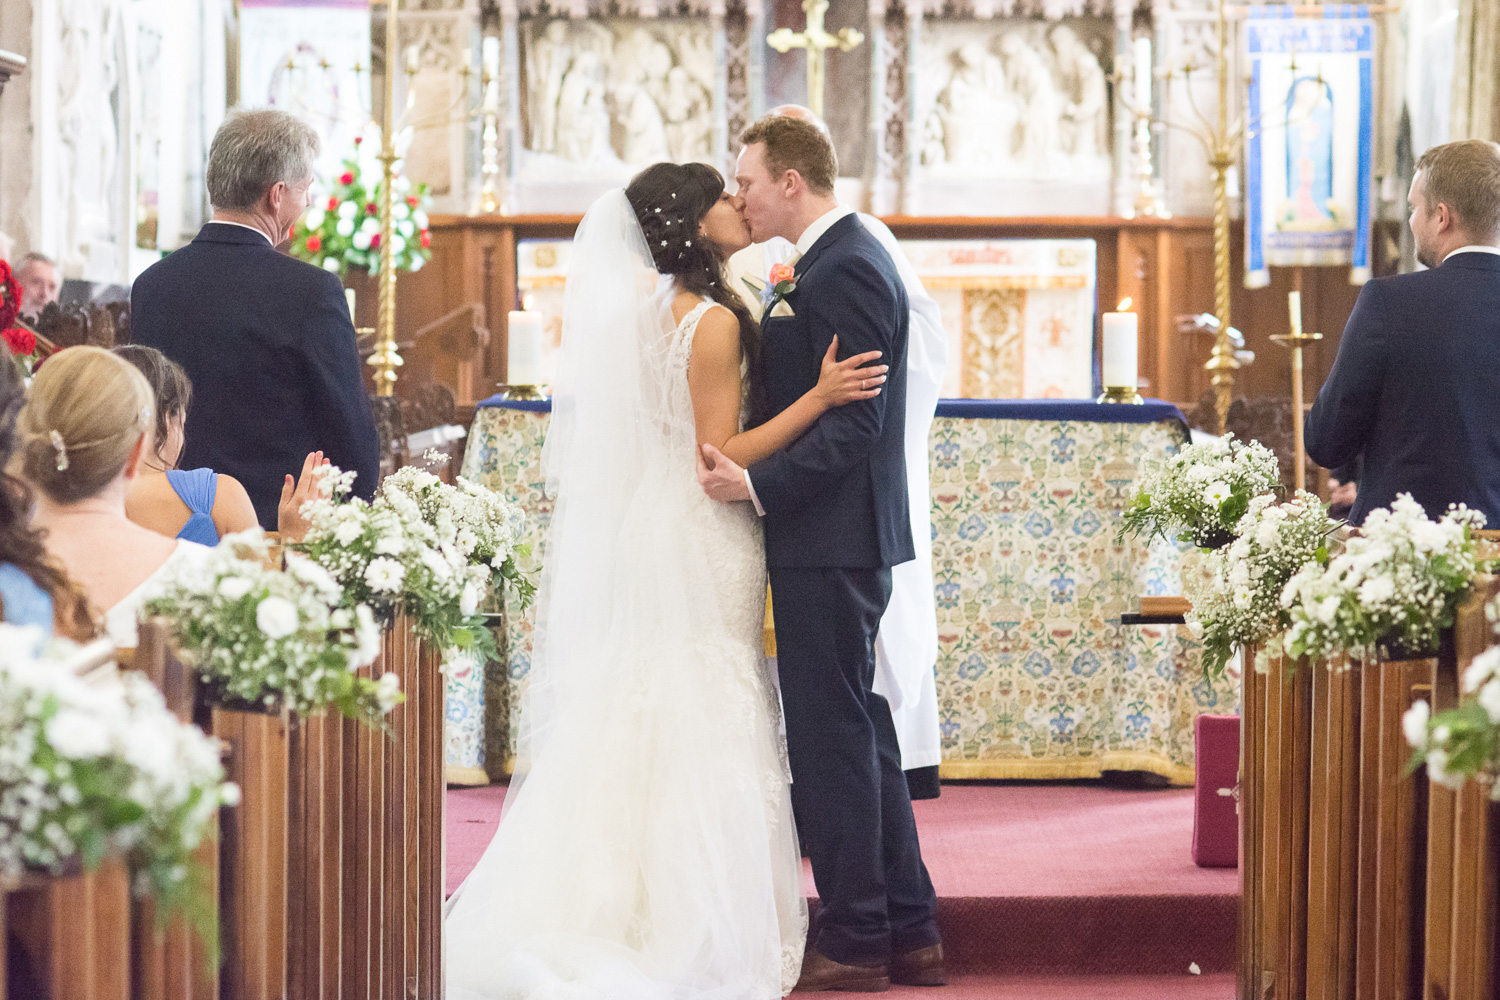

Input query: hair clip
[49,430,68,472]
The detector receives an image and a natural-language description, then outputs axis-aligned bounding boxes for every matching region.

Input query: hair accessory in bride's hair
[49,430,68,472]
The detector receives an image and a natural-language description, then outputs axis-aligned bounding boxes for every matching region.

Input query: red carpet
[446,780,1238,981]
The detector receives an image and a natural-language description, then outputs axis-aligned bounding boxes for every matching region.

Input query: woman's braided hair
[625,161,768,424]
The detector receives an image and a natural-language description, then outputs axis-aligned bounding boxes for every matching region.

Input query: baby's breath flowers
[1183,491,1338,678]
[1122,433,1282,548]
[0,625,236,946]
[145,530,400,724]
[1279,495,1486,665]
[1405,596,1500,796]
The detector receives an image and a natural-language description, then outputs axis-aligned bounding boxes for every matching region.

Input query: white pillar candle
[1133,36,1153,110]
[1102,300,1139,390]
[1287,289,1303,335]
[507,310,546,385]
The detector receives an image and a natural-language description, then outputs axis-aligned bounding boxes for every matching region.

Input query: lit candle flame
[1117,297,1133,312]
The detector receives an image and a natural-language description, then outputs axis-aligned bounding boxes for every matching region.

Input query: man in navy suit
[132,109,379,527]
[1307,139,1500,526]
[698,115,942,991]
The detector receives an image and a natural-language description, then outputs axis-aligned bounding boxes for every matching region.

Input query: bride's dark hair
[625,162,767,424]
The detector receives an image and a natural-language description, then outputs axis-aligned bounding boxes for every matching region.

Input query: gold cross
[766,0,864,120]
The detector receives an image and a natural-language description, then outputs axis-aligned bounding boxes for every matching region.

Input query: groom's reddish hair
[739,115,838,197]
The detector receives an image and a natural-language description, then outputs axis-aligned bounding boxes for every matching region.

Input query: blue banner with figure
[1245,6,1376,287]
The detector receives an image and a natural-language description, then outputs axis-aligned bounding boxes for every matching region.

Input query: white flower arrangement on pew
[144,530,402,725]
[1121,433,1282,549]
[1184,491,1339,679]
[290,465,533,662]
[1405,596,1500,795]
[0,625,237,948]
[1278,494,1486,665]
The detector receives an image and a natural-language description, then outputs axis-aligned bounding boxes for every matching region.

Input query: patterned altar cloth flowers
[1122,432,1282,549]
[1185,491,1339,678]
[458,404,1237,785]
[1280,494,1487,665]
[0,625,237,941]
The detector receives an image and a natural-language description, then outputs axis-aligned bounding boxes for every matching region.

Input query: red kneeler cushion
[1193,714,1240,868]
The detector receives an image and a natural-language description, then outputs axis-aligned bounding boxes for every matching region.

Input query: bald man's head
[768,104,831,138]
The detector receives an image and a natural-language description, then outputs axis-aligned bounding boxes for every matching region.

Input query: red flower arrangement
[0,259,22,331]
[3,327,35,357]
[306,235,323,253]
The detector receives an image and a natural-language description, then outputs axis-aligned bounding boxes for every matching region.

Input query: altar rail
[0,618,446,1000]
[1242,576,1500,1000]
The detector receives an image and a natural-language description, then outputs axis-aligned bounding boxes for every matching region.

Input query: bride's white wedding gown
[445,298,807,1000]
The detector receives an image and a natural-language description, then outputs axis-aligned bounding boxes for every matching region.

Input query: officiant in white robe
[730,208,947,798]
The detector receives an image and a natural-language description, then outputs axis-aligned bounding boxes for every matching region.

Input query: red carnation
[419,229,431,248]
[3,327,35,356]
[407,196,419,208]
[370,233,382,249]
[327,196,339,211]
[306,234,323,253]
[339,171,355,186]
[365,202,377,215]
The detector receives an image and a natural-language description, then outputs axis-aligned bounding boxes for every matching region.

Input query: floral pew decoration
[144,530,401,725]
[1121,432,1283,549]
[1184,491,1340,678]
[1406,594,1500,795]
[1278,495,1487,667]
[290,464,534,663]
[0,624,236,948]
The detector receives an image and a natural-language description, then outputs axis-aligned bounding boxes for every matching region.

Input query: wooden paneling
[4,860,132,1000]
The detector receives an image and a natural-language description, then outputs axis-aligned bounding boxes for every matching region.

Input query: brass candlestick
[495,384,548,402]
[1269,290,1321,492]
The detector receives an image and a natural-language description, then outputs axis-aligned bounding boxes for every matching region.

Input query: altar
[451,396,1237,785]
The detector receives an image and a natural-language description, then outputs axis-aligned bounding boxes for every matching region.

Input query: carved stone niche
[909,14,1115,215]
[513,14,719,212]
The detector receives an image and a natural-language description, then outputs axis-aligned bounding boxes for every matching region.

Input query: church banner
[1244,6,1375,287]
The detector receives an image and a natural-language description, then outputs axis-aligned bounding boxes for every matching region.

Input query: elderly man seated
[16,252,59,318]
[131,108,379,528]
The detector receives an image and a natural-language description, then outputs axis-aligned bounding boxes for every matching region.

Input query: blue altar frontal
[451,396,1234,785]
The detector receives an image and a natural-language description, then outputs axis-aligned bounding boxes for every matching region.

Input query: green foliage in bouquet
[292,465,534,661]
[288,132,432,278]
[144,531,402,726]
[1405,606,1500,796]
[0,625,237,956]
[1121,433,1282,549]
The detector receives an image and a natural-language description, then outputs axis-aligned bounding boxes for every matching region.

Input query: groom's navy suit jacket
[749,214,916,569]
[1305,251,1500,526]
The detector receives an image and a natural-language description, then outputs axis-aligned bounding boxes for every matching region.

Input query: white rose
[351,230,371,251]
[460,579,485,616]
[409,256,424,273]
[338,200,358,219]
[1426,748,1467,791]
[374,672,403,712]
[413,209,429,229]
[361,216,380,235]
[255,597,300,639]
[336,217,356,238]
[364,557,406,593]
[304,208,326,230]
[220,783,242,806]
[1479,681,1500,725]
[45,709,110,758]
[322,258,342,273]
[391,234,406,255]
[393,202,410,221]
[217,576,254,601]
[1402,700,1430,747]
[333,520,363,546]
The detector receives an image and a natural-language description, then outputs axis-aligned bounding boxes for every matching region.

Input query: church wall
[0,0,32,257]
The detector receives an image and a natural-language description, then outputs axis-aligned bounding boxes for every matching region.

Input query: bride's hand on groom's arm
[697,443,751,503]
[813,335,887,411]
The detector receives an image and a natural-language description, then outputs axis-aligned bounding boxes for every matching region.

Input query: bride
[444,162,889,1000]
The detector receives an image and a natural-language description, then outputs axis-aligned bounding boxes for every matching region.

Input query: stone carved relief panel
[520,18,715,168]
[395,10,479,211]
[911,17,1113,214]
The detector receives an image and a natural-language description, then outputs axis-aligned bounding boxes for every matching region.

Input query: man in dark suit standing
[698,115,942,991]
[132,109,379,527]
[1307,139,1500,525]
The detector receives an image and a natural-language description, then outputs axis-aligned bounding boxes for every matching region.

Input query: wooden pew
[2,860,132,1000]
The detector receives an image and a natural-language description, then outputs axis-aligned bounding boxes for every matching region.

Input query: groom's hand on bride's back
[697,443,751,503]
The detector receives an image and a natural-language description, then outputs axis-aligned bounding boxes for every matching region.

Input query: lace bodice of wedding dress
[444,299,807,1000]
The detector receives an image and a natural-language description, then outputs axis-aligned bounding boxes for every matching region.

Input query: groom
[698,115,943,991]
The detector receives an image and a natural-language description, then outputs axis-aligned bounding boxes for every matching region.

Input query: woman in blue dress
[0,353,95,638]
[116,346,330,546]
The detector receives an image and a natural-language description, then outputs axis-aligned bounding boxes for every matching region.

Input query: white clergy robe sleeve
[860,213,947,772]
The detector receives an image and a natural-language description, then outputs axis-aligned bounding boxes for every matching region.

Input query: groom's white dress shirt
[728,210,947,774]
